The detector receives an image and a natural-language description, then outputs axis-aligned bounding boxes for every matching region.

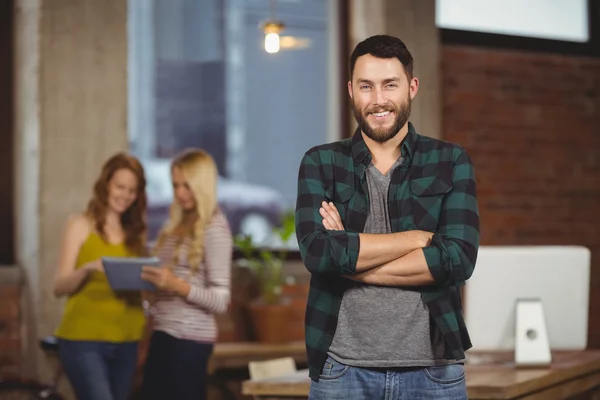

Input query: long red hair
[85,152,147,255]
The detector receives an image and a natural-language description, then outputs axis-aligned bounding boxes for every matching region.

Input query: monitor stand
[515,298,552,367]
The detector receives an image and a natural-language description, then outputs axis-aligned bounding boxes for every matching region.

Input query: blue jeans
[58,339,139,400]
[309,356,467,400]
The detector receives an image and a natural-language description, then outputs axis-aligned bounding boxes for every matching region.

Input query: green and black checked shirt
[295,122,480,381]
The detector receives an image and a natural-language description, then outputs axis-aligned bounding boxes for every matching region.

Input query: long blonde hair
[154,149,218,269]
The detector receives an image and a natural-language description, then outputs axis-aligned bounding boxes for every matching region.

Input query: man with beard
[294,35,479,399]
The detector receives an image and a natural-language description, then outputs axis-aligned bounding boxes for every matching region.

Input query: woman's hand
[82,259,104,275]
[140,266,182,293]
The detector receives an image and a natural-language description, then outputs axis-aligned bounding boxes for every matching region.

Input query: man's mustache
[365,105,396,114]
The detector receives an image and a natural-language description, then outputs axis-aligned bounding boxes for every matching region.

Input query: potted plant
[235,211,300,343]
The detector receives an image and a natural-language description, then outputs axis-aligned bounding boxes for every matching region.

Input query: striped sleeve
[186,213,233,314]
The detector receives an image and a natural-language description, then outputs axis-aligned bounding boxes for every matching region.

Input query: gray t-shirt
[328,158,451,368]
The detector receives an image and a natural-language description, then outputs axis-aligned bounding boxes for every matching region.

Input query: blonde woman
[139,149,232,400]
[53,153,148,400]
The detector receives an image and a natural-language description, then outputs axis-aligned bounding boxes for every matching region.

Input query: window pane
[128,0,336,248]
[436,0,589,43]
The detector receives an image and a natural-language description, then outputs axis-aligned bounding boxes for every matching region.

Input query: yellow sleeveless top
[55,232,146,342]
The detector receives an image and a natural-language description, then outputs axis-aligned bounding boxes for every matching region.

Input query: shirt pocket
[325,183,354,221]
[410,175,452,231]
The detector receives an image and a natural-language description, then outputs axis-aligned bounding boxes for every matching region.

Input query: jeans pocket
[424,363,465,385]
[319,355,350,380]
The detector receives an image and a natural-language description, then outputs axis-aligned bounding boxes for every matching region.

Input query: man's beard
[351,95,411,143]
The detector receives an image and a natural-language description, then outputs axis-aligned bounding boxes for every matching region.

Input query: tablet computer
[102,256,161,291]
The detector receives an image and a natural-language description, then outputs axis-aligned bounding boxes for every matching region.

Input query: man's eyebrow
[356,78,373,85]
[355,77,401,85]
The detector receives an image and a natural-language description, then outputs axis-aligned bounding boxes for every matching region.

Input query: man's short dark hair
[349,35,414,80]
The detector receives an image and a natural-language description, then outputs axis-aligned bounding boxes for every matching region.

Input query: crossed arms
[319,200,436,286]
[295,149,479,288]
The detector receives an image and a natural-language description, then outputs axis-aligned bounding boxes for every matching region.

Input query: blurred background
[0,0,598,399]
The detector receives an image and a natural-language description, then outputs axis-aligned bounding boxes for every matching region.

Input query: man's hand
[319,201,345,231]
[421,231,434,247]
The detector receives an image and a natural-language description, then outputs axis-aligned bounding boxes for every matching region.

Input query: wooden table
[209,341,306,374]
[207,341,307,400]
[242,351,600,399]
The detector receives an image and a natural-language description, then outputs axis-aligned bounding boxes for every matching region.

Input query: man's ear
[409,77,419,100]
[347,80,353,99]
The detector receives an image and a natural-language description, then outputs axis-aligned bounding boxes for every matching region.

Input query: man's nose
[373,87,386,105]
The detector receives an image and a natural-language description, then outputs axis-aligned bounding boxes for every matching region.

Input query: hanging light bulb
[265,32,280,53]
[262,21,285,54]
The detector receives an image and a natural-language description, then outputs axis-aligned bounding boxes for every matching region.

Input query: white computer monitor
[464,245,591,351]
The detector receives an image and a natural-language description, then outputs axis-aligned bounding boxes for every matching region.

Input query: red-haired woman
[53,152,148,400]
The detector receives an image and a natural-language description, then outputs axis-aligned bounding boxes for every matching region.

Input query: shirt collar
[402,122,417,160]
[351,122,418,165]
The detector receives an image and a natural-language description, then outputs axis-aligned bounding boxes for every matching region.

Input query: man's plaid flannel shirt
[295,122,480,381]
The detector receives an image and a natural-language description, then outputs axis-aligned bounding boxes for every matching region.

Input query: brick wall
[0,283,22,377]
[442,45,600,347]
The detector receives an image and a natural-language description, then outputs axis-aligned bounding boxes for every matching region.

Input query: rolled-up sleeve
[295,151,360,276]
[422,148,480,287]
